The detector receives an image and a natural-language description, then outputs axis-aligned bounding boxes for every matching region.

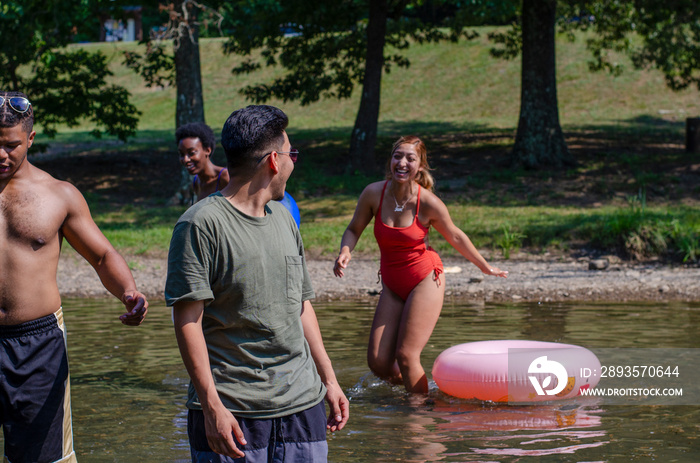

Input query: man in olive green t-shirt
[165,105,348,462]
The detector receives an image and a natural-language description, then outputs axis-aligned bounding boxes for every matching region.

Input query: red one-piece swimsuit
[373,181,443,301]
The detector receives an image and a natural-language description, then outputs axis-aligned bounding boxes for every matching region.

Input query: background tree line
[1,0,698,171]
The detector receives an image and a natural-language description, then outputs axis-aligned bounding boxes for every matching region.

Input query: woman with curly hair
[176,122,230,203]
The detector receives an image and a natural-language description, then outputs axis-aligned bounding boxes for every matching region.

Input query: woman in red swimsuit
[334,136,508,393]
[176,122,230,203]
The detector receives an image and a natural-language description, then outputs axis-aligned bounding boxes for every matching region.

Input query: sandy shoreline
[57,252,700,303]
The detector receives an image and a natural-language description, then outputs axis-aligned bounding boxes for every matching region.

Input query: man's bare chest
[0,189,64,249]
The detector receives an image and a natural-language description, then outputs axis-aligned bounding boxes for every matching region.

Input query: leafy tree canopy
[562,0,700,92]
[0,0,140,141]
[122,1,227,90]
[487,1,700,93]
[220,0,480,106]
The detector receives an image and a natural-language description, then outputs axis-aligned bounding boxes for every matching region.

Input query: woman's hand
[333,250,352,277]
[483,266,508,278]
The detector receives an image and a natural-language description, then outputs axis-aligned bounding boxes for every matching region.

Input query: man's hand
[204,405,247,458]
[325,382,349,432]
[119,290,148,326]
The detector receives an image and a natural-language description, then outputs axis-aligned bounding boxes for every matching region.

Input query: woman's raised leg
[367,286,405,384]
[395,273,445,393]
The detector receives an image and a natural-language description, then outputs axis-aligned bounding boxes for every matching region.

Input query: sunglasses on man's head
[257,148,299,165]
[0,96,31,113]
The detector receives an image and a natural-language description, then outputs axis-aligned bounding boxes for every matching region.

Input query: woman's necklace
[392,187,414,212]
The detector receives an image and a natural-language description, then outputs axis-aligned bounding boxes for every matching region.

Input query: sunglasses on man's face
[257,148,299,165]
[0,96,31,113]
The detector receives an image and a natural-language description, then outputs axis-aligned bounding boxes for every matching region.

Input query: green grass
[27,29,700,263]
[88,197,699,263]
[90,205,184,256]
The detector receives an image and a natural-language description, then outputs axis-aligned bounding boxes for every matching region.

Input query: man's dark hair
[175,122,216,152]
[0,91,34,133]
[221,105,288,174]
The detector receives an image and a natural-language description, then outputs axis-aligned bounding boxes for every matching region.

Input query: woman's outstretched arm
[424,191,508,278]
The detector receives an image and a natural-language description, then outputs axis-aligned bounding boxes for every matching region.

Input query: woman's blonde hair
[385,135,435,191]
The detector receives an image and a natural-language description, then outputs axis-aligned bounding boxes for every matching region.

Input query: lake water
[2,299,699,462]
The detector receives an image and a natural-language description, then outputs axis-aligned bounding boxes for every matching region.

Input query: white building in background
[99,6,142,42]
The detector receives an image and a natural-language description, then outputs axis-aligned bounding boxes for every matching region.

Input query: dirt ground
[57,251,700,304]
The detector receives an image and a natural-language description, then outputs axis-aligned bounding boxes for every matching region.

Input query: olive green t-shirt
[165,193,325,418]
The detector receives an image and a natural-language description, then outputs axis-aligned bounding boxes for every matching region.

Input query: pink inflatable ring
[432,340,601,402]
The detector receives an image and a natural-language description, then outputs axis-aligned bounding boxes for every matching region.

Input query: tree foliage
[31,50,140,139]
[122,0,225,90]
[123,42,176,89]
[223,1,472,106]
[490,0,700,93]
[561,1,700,92]
[0,0,140,141]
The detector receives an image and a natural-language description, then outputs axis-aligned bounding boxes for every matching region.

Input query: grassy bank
[27,30,699,263]
[87,197,699,263]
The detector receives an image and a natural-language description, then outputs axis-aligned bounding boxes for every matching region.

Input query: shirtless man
[0,91,148,463]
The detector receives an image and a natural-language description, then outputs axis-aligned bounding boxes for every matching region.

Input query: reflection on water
[2,299,699,461]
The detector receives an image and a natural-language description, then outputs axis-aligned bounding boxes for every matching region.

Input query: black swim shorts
[0,308,77,463]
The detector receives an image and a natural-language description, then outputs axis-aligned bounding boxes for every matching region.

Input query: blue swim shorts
[187,400,328,462]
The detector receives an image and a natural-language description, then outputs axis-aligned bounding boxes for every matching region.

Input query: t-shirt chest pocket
[285,255,303,305]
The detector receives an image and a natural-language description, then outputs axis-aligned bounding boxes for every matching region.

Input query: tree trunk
[172,0,205,205]
[512,0,571,169]
[174,0,205,128]
[347,0,388,174]
[687,117,700,153]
